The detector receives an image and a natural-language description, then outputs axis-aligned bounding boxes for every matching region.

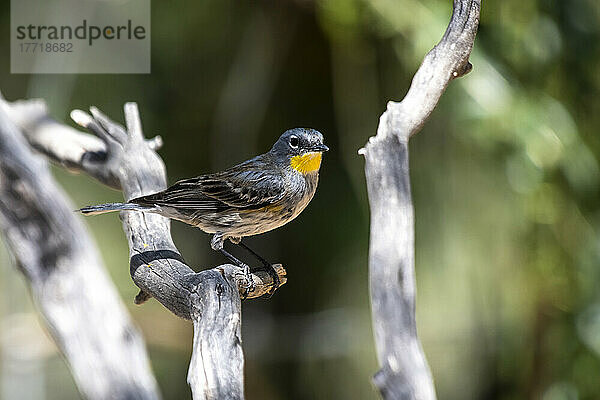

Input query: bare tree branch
[0,99,160,400]
[3,97,286,399]
[2,99,162,190]
[359,1,481,399]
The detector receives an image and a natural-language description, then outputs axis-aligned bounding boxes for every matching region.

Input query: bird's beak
[311,143,329,152]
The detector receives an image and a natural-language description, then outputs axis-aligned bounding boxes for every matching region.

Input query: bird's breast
[245,172,318,228]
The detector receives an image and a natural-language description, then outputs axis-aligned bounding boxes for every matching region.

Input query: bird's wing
[132,159,285,211]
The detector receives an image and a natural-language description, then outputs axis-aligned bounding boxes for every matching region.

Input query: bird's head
[270,128,329,175]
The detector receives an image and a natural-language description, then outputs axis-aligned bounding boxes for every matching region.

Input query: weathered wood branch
[0,98,160,400]
[3,97,286,399]
[2,99,162,190]
[360,1,481,399]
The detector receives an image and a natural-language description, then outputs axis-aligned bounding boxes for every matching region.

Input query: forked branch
[2,97,286,399]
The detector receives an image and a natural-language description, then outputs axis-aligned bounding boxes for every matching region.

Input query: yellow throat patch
[290,152,322,174]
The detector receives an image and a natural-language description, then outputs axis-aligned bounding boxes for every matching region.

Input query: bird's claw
[241,264,255,299]
[265,265,281,297]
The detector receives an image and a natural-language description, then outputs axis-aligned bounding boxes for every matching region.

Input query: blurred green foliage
[1,0,600,399]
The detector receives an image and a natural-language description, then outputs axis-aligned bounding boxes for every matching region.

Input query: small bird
[79,128,328,293]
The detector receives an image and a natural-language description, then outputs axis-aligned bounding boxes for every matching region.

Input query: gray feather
[77,202,154,215]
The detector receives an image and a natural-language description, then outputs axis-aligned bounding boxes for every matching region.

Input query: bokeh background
[1,0,600,399]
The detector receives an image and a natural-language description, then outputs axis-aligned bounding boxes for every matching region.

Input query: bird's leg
[236,241,281,294]
[211,234,254,295]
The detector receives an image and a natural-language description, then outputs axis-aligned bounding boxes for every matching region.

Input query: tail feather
[77,202,154,216]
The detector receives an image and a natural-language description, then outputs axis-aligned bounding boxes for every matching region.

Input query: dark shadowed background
[1,1,600,399]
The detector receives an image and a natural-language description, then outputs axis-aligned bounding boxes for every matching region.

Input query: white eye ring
[289,135,299,149]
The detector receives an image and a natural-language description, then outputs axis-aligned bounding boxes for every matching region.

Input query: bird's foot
[265,264,281,297]
[241,263,256,299]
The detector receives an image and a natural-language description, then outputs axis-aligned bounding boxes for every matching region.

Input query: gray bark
[0,98,160,400]
[360,1,481,399]
[2,97,284,400]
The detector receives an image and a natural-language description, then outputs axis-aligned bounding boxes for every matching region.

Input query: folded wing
[131,159,284,212]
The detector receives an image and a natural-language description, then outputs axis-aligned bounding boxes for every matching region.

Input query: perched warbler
[79,128,328,293]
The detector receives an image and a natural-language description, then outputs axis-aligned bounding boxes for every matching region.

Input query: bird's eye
[289,136,299,149]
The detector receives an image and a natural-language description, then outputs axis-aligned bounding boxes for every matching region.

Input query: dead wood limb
[3,96,285,399]
[0,98,160,400]
[360,1,481,399]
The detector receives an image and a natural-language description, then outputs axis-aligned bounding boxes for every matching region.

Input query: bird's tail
[77,202,154,216]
